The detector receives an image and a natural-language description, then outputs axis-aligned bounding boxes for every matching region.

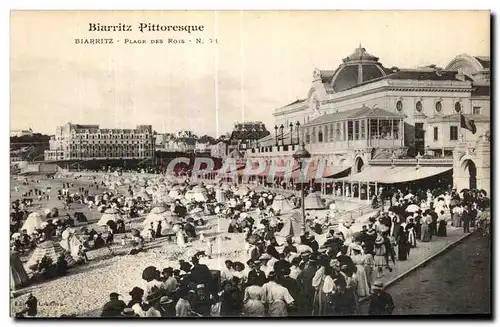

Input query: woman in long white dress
[350,245,371,298]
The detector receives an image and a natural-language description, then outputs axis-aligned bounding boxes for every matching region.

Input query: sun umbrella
[405,204,420,213]
[190,207,203,214]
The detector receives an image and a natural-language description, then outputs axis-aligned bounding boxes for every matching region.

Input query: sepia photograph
[9,10,491,318]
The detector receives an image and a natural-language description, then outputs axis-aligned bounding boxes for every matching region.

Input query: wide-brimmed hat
[121,308,136,316]
[366,229,376,236]
[145,291,163,304]
[351,244,362,252]
[160,296,173,304]
[128,287,144,297]
[162,267,174,274]
[300,250,312,258]
[372,281,384,290]
[259,253,272,261]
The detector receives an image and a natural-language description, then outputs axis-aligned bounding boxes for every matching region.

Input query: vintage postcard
[10,10,491,318]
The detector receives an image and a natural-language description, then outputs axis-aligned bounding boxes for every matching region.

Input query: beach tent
[185,189,209,202]
[21,212,45,234]
[304,192,326,210]
[74,212,88,223]
[276,211,303,239]
[271,194,296,214]
[143,206,171,226]
[10,251,29,290]
[26,240,76,269]
[97,208,123,226]
[168,188,183,200]
[59,232,83,260]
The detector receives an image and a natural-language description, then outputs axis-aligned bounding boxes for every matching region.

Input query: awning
[322,165,351,178]
[339,165,452,184]
[382,166,452,184]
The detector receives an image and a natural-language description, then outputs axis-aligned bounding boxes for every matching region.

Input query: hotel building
[44,123,155,161]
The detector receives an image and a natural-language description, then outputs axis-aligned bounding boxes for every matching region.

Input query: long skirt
[451,213,462,227]
[268,300,288,317]
[312,284,327,316]
[397,243,408,261]
[420,224,432,242]
[373,255,387,268]
[354,265,370,298]
[391,223,401,241]
[437,221,447,237]
[243,300,265,317]
[364,266,373,287]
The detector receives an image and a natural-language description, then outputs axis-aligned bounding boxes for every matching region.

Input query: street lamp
[274,125,279,147]
[293,141,311,234]
[279,124,285,146]
[295,121,301,145]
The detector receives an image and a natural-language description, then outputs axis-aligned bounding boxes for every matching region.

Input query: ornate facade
[44,123,155,161]
[244,46,490,189]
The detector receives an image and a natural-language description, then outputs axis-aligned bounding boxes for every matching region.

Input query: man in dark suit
[101,292,126,317]
[296,257,317,315]
[189,256,213,293]
[246,260,267,286]
[368,281,395,315]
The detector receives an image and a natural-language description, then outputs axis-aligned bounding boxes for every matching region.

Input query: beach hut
[10,251,29,290]
[143,206,171,226]
[271,194,296,214]
[97,208,123,226]
[59,231,83,260]
[21,212,45,235]
[26,240,76,269]
[304,192,326,210]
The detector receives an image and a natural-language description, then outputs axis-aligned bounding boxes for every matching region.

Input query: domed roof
[330,46,387,92]
[342,45,379,63]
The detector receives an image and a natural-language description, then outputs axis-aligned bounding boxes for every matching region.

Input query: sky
[10,10,490,137]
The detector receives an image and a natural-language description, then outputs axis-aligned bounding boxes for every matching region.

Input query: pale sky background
[10,10,490,137]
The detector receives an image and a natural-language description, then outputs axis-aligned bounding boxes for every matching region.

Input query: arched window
[318,130,324,143]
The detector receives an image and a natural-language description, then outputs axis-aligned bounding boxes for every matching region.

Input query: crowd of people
[96,186,488,317]
[11,168,489,318]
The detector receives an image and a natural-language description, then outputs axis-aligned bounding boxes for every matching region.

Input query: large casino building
[240,46,490,196]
